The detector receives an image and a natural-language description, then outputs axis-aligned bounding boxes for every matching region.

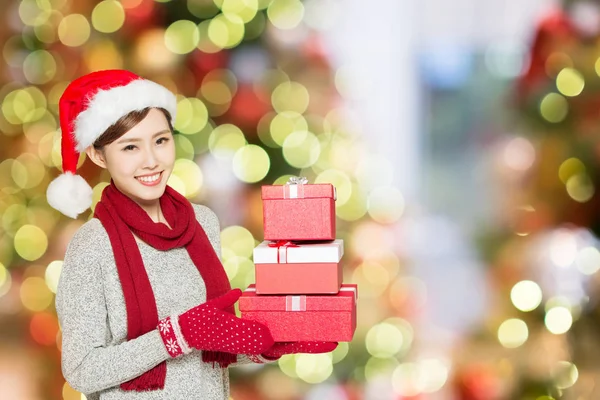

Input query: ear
[85,146,107,169]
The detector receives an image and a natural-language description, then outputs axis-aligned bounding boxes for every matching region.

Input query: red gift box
[261,182,336,241]
[253,240,344,294]
[239,284,357,342]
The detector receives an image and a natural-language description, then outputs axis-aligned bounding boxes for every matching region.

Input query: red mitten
[261,341,338,360]
[158,289,274,358]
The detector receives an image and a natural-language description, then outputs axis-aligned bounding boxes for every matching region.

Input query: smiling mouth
[136,171,162,184]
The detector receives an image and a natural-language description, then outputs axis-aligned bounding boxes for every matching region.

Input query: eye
[156,137,170,145]
[122,144,136,151]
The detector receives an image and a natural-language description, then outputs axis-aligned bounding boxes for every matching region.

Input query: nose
[142,146,159,170]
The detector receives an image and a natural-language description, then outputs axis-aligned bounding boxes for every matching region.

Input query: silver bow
[286,176,308,185]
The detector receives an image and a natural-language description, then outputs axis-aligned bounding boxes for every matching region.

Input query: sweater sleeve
[55,221,170,395]
[192,204,222,260]
[190,205,279,368]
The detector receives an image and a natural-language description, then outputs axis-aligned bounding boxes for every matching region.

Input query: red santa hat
[46,69,177,218]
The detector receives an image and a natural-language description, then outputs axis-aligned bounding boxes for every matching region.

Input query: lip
[135,171,163,187]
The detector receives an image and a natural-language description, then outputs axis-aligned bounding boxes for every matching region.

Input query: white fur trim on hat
[74,79,177,152]
[46,172,93,219]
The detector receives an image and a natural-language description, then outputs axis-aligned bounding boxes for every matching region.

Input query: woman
[48,70,335,399]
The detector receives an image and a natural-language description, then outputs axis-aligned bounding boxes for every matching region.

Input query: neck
[140,201,163,224]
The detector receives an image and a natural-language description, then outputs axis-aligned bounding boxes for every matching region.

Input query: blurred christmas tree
[467,1,600,399]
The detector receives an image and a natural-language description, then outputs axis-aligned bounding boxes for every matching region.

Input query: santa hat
[46,70,177,219]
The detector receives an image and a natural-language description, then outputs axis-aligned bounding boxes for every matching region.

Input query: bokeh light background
[2,0,600,399]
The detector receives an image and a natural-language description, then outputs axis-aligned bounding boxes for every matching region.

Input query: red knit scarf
[94,182,237,391]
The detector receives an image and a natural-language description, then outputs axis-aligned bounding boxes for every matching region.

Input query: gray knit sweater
[56,204,262,399]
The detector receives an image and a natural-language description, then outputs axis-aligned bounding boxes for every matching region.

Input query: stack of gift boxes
[239,178,357,342]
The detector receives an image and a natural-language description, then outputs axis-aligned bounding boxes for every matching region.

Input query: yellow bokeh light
[545,306,573,334]
[385,317,414,354]
[558,157,586,184]
[223,256,253,280]
[566,174,594,203]
[208,14,245,49]
[23,50,57,84]
[392,362,422,397]
[174,98,209,135]
[175,135,195,160]
[497,318,529,348]
[270,111,308,147]
[221,225,255,259]
[84,39,124,71]
[92,0,125,33]
[208,123,247,158]
[540,93,568,123]
[3,203,28,237]
[188,0,220,18]
[20,276,54,311]
[352,261,390,298]
[201,81,233,106]
[197,20,222,53]
[575,247,600,275]
[510,280,542,312]
[0,263,11,298]
[170,159,203,198]
[58,14,91,47]
[23,112,57,144]
[11,159,28,189]
[331,342,349,364]
[165,20,200,54]
[278,354,298,378]
[365,322,404,358]
[553,361,578,389]
[282,131,321,168]
[365,357,400,382]
[315,169,352,206]
[90,181,110,212]
[367,187,405,224]
[267,0,305,30]
[62,382,85,400]
[14,225,48,261]
[45,260,63,294]
[19,0,52,27]
[135,29,178,71]
[232,145,270,183]
[336,183,368,221]
[556,68,584,97]
[420,359,449,393]
[2,87,47,125]
[222,0,259,22]
[167,174,185,196]
[14,153,45,190]
[271,81,310,114]
[295,353,333,384]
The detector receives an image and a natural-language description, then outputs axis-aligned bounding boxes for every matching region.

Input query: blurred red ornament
[30,312,60,346]
[190,50,230,82]
[121,0,161,37]
[516,9,575,101]
[226,84,271,132]
[454,365,500,400]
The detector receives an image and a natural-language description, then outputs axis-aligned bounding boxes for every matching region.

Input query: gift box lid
[253,240,344,264]
[239,284,357,312]
[261,182,336,200]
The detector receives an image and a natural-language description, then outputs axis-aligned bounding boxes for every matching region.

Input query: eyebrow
[116,129,171,144]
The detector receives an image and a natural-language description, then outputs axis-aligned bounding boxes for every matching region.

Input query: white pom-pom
[46,172,93,219]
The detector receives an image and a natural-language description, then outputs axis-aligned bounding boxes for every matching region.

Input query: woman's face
[87,108,175,208]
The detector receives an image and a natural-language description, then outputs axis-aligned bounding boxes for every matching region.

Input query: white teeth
[137,173,160,183]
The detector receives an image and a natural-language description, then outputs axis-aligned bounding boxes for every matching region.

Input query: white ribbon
[285,295,307,311]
